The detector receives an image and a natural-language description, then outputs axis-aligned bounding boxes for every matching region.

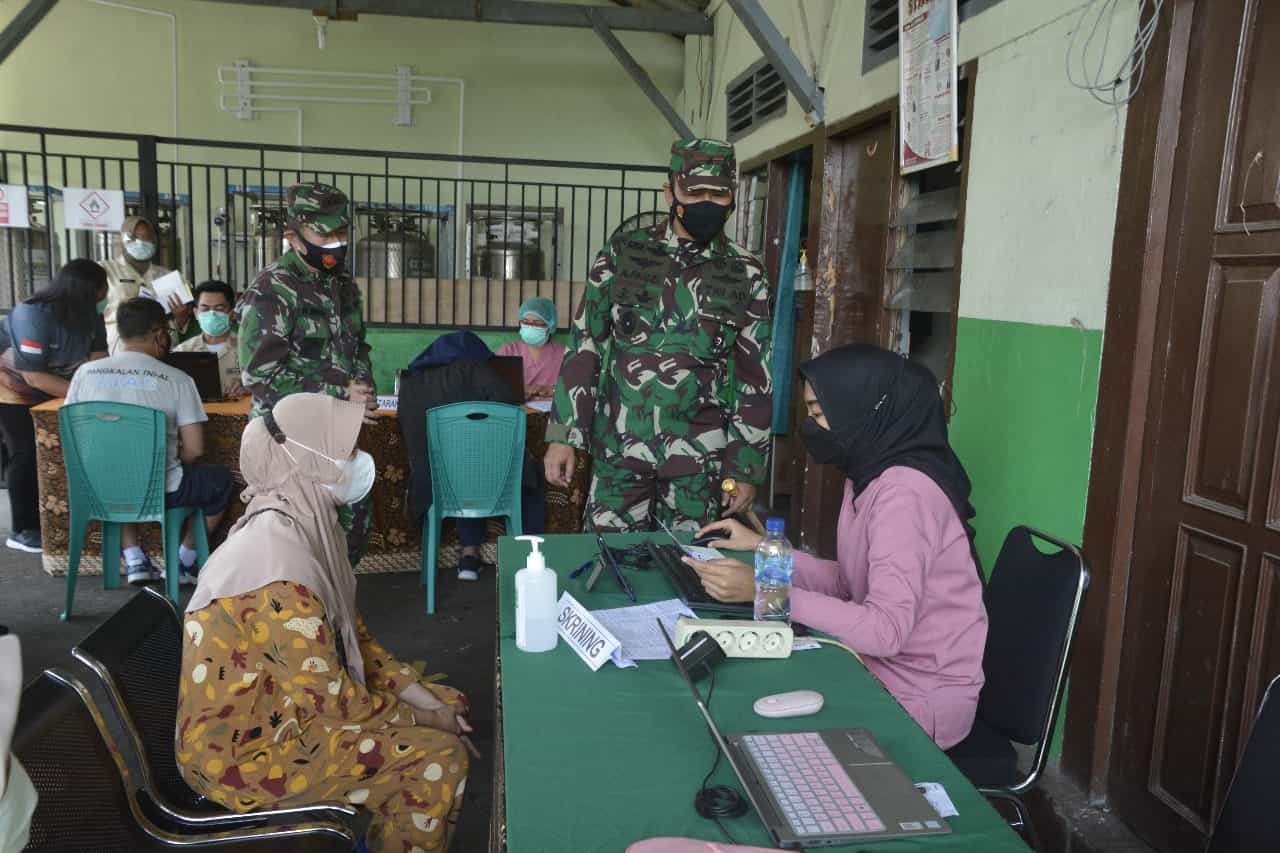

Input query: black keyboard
[647,542,754,616]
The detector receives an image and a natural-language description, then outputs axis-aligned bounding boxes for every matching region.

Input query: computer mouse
[691,531,727,548]
[753,689,825,719]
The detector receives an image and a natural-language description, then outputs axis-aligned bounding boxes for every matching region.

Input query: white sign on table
[62,187,125,231]
[898,0,959,175]
[0,185,31,229]
[555,592,621,672]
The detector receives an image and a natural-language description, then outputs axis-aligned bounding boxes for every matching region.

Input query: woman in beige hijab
[176,392,470,852]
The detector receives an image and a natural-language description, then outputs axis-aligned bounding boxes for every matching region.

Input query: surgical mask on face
[125,239,156,262]
[296,235,348,273]
[672,199,734,245]
[283,438,376,505]
[519,323,549,346]
[800,417,847,467]
[197,310,231,337]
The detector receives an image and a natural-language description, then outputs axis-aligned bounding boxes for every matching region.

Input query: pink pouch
[626,839,786,853]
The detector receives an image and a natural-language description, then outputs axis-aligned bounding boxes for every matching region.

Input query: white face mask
[125,238,156,261]
[282,439,376,505]
[328,450,376,505]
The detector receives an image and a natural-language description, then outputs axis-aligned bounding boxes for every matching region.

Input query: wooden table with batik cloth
[30,399,592,577]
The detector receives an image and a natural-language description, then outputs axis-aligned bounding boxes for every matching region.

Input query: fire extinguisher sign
[0,185,31,229]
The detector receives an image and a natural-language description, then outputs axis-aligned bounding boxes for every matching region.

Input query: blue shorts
[166,464,234,516]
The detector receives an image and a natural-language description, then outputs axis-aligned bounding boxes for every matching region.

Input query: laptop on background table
[490,355,525,404]
[659,622,950,848]
[166,352,223,403]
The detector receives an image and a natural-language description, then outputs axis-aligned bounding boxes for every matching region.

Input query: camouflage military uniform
[236,183,374,563]
[546,139,773,532]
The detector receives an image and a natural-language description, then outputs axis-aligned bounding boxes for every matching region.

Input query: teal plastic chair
[58,401,210,619]
[420,401,525,614]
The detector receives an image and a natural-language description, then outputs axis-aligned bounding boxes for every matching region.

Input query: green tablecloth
[497,534,1029,852]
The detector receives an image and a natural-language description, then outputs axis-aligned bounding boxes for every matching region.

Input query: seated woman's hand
[695,518,763,552]
[417,705,472,736]
[683,556,755,603]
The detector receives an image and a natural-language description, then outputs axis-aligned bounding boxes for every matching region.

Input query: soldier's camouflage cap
[286,182,350,235]
[669,137,736,194]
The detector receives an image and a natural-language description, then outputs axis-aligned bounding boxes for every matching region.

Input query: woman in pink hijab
[177,393,472,852]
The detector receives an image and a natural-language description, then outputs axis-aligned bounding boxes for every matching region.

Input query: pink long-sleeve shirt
[791,467,988,749]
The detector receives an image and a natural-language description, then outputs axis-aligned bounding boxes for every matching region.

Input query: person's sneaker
[179,566,199,586]
[127,557,162,586]
[457,554,482,581]
[5,529,42,553]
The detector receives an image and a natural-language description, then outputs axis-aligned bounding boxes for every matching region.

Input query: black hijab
[797,344,978,554]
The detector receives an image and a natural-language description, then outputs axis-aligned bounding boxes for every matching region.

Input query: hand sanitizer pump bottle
[514,535,558,652]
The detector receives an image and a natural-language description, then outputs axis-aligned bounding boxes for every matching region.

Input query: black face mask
[800,417,847,467]
[672,199,734,245]
[295,234,348,274]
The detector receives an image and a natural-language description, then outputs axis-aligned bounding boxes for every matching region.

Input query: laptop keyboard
[648,543,720,607]
[742,732,887,837]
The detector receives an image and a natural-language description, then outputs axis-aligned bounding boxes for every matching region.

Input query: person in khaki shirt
[101,215,193,353]
[172,280,246,398]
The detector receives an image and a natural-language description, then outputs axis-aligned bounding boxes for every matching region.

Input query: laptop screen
[659,622,745,770]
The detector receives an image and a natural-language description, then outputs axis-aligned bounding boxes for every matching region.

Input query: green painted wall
[949,317,1103,758]
[949,318,1103,572]
[366,327,568,394]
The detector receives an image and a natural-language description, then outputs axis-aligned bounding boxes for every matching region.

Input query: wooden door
[1110,2,1280,850]
[799,115,894,557]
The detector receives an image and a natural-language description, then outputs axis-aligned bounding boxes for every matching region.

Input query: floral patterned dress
[177,582,468,852]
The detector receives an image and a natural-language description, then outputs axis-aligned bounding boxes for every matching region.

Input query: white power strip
[674,616,793,659]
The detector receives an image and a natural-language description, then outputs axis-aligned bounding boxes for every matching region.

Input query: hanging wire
[795,0,820,80]
[1066,0,1164,107]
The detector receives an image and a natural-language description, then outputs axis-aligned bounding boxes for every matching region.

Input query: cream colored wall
[684,0,1139,330]
[0,0,683,166]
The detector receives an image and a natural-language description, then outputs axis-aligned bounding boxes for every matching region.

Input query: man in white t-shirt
[172,280,246,398]
[66,298,233,586]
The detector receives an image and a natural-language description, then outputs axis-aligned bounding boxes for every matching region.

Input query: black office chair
[71,588,363,833]
[946,526,1089,850]
[1206,673,1280,853]
[14,668,358,851]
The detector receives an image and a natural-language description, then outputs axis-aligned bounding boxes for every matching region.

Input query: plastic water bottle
[754,518,793,622]
[794,248,812,292]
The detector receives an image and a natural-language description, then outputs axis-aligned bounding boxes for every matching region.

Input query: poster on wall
[898,0,959,175]
[0,185,31,229]
[61,187,125,231]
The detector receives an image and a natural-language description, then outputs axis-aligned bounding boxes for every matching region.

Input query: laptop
[490,355,525,403]
[659,622,950,848]
[166,352,223,402]
[648,543,753,617]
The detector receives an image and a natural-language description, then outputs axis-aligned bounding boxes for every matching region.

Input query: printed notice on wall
[62,187,125,232]
[0,185,31,229]
[898,0,959,174]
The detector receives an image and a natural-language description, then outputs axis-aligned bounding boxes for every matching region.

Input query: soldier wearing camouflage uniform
[544,138,773,532]
[236,183,377,563]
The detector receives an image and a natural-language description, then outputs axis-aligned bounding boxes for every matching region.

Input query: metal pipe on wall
[88,0,179,137]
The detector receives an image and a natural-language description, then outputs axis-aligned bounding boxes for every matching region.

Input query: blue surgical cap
[517,296,557,334]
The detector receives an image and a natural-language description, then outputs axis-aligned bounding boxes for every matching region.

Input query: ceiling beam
[724,0,823,124]
[0,0,58,65]
[589,10,692,138]
[197,0,713,34]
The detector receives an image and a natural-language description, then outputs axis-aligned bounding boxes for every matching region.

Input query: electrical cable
[1065,0,1164,107]
[794,0,820,80]
[692,666,747,844]
[810,636,866,667]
